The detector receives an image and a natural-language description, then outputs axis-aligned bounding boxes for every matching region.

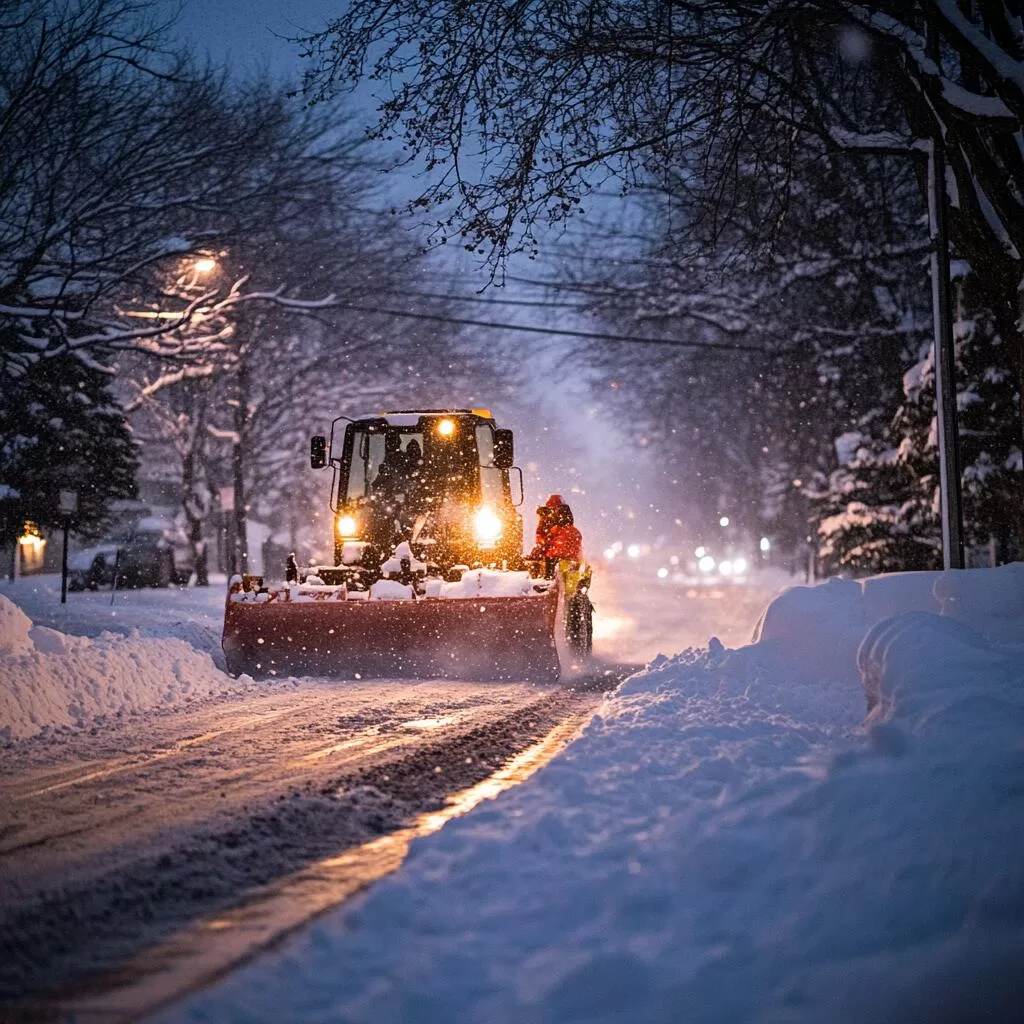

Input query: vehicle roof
[350,408,494,425]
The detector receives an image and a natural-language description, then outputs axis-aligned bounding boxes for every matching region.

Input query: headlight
[336,515,358,538]
[698,554,716,573]
[473,507,503,545]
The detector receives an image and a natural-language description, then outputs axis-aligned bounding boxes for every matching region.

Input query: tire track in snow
[0,671,630,1017]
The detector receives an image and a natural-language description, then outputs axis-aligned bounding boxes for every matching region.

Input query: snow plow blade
[222,588,560,682]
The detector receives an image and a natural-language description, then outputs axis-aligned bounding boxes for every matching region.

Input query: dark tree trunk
[232,360,249,576]
[181,411,210,587]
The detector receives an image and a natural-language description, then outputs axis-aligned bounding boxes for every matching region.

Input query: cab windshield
[341,421,481,506]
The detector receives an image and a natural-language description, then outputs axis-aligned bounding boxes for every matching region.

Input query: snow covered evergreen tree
[0,352,138,546]
[818,279,1024,573]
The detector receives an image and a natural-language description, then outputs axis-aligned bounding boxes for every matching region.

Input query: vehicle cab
[311,409,525,572]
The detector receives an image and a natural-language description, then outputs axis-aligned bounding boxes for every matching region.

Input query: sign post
[58,490,78,604]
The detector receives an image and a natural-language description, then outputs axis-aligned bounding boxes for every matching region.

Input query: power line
[334,302,761,352]
[386,289,585,310]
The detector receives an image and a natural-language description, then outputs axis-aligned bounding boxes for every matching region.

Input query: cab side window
[476,425,504,505]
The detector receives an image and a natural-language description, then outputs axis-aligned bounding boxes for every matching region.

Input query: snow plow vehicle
[222,409,593,681]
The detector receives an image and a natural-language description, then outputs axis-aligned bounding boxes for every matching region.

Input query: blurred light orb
[719,516,730,527]
[760,536,771,552]
[839,25,872,65]
[627,544,641,558]
[734,557,748,574]
[695,546,706,558]
[657,567,669,579]
[720,560,734,576]
[698,555,716,573]
[194,256,217,273]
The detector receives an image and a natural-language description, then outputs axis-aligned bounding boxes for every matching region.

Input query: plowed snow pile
[164,564,1024,1024]
[0,594,234,742]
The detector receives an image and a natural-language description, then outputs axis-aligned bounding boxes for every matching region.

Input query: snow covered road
[155,565,1024,1024]
[1,675,622,1017]
[0,566,792,1021]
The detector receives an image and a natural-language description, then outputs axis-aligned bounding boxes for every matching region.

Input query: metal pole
[61,517,69,604]
[928,138,966,569]
[110,546,121,606]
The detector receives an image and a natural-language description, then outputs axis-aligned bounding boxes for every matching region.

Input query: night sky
[170,0,339,78]
[163,0,660,544]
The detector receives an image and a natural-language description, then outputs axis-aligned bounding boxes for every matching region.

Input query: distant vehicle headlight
[336,515,358,538]
[473,507,503,545]
[733,557,748,575]
[657,567,669,579]
[698,554,716,573]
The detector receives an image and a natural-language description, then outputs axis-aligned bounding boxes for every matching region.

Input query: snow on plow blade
[222,589,560,682]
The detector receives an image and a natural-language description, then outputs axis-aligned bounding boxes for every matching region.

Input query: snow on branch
[827,127,923,155]
[931,0,1024,103]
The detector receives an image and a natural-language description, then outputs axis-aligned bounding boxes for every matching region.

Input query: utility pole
[927,138,966,569]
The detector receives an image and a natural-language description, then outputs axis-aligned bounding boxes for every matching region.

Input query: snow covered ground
[158,563,1024,1024]
[6,562,1021,1023]
[0,577,236,742]
[0,562,785,744]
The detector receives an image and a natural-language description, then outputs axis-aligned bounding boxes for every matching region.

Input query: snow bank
[0,596,34,657]
[164,564,1024,1024]
[0,594,236,742]
[932,561,1024,640]
[752,562,1024,684]
[859,609,1024,728]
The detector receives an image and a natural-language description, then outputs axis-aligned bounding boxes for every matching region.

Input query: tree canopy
[303,3,1022,300]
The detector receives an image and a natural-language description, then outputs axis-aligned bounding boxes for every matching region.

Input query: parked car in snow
[68,518,194,590]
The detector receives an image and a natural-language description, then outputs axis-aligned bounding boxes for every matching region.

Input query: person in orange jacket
[529,493,582,577]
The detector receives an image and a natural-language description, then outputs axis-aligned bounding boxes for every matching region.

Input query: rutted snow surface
[162,565,1024,1024]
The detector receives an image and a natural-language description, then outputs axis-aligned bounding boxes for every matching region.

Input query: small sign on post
[59,490,77,604]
